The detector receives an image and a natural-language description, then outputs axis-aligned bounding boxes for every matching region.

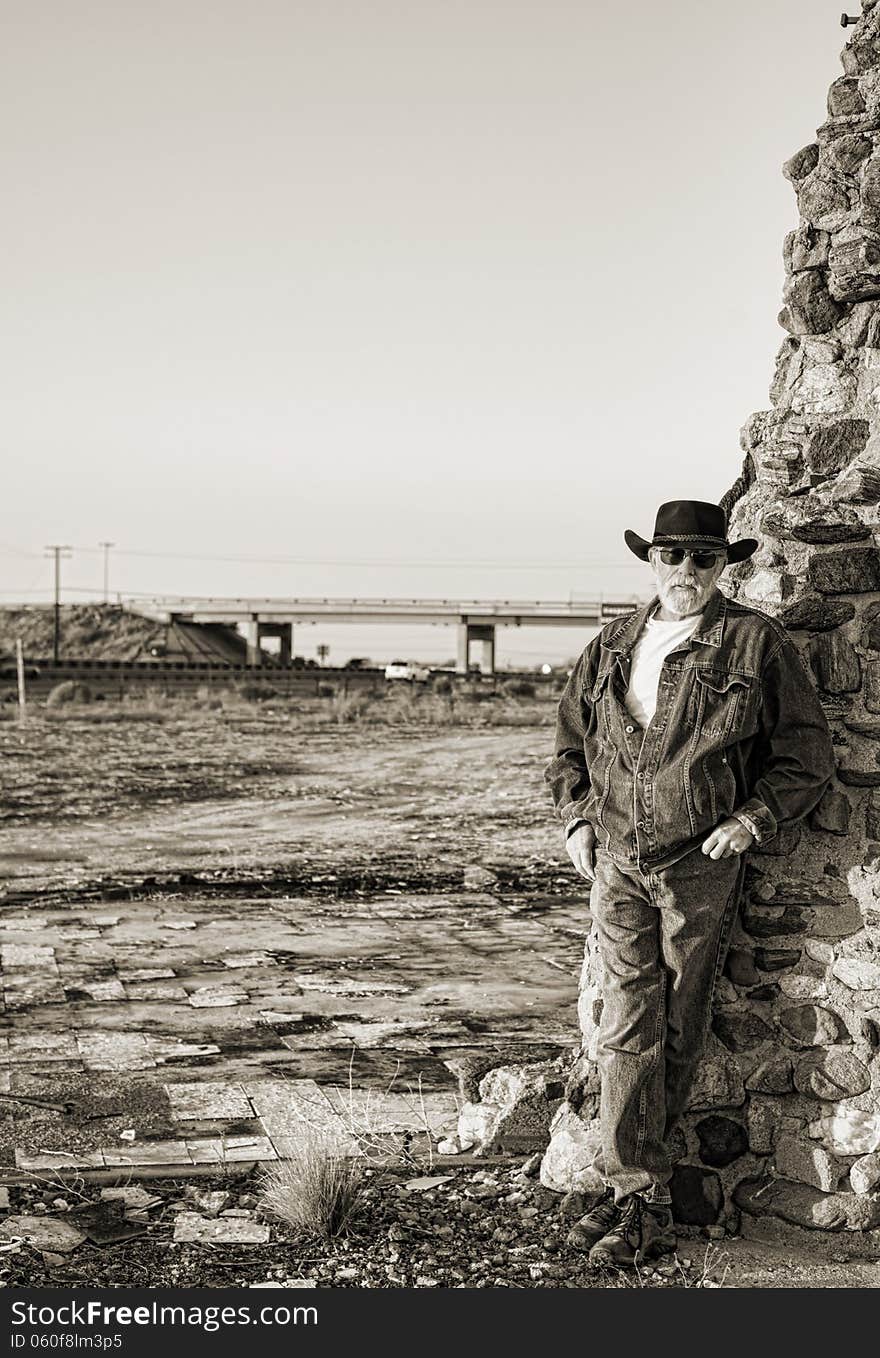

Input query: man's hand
[701,817,755,860]
[566,823,597,881]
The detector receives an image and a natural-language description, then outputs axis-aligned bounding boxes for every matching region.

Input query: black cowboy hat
[624,500,758,565]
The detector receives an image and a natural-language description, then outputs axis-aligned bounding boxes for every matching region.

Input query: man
[544,500,834,1268]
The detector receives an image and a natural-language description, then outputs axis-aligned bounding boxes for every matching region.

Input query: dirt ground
[1,696,877,1288]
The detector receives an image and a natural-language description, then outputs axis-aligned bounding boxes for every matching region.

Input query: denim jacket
[544,589,835,869]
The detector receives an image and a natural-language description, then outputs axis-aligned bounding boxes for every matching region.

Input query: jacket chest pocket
[686,668,753,741]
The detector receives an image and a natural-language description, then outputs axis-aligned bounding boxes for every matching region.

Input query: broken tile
[0,920,49,934]
[7,1033,80,1065]
[92,916,121,927]
[324,1088,458,1136]
[165,1081,254,1122]
[173,1212,269,1244]
[0,945,57,969]
[186,1136,276,1163]
[117,968,176,982]
[124,981,188,1001]
[101,1141,191,1166]
[2,976,66,1008]
[184,1189,230,1215]
[100,1188,163,1210]
[67,980,126,1002]
[160,921,198,931]
[15,1150,106,1170]
[0,1216,86,1253]
[404,1174,456,1192]
[293,974,409,996]
[332,1020,431,1048]
[222,952,276,969]
[187,987,248,1008]
[245,1079,358,1154]
[75,1032,156,1071]
[147,1038,221,1063]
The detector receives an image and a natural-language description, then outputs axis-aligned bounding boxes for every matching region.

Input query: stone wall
[458,6,880,1245]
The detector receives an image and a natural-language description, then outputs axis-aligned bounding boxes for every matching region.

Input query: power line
[53,544,646,571]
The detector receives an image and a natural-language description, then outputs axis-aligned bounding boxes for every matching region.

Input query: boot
[588,1192,676,1268]
[565,1187,620,1252]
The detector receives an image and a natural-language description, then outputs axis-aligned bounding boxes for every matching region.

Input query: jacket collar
[603,588,727,657]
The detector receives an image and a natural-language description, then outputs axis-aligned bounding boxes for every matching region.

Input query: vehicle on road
[384,659,431,683]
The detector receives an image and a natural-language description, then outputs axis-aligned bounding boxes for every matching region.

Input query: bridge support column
[456,623,469,674]
[456,622,496,675]
[277,624,293,666]
[246,619,262,668]
[247,620,293,667]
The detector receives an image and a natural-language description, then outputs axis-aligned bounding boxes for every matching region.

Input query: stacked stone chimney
[699,0,880,1236]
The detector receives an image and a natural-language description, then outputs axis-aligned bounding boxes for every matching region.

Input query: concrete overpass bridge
[127,595,644,673]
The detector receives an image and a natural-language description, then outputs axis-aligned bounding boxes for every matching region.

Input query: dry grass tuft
[259,1131,365,1239]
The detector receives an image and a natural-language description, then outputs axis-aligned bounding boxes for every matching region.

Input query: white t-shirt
[624,609,703,728]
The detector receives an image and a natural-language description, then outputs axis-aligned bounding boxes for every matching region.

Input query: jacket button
[625,725,635,734]
[637,820,645,829]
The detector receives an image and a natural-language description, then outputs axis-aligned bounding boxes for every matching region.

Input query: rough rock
[808,631,861,692]
[808,547,880,593]
[456,1062,563,1154]
[754,947,802,972]
[783,143,820,182]
[685,1037,745,1110]
[538,1106,604,1195]
[810,1110,880,1160]
[694,1115,749,1168]
[742,902,806,938]
[794,1049,871,1100]
[745,1053,795,1095]
[669,1166,723,1226]
[796,173,851,233]
[784,226,831,273]
[712,1011,775,1053]
[805,418,869,474]
[724,949,761,987]
[777,1004,848,1047]
[775,1134,845,1192]
[830,462,880,503]
[826,133,873,174]
[827,77,866,116]
[733,1176,880,1232]
[780,597,856,631]
[779,271,842,335]
[831,957,880,989]
[850,1152,880,1195]
[747,1099,781,1155]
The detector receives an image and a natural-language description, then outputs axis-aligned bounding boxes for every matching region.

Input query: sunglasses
[657,547,720,569]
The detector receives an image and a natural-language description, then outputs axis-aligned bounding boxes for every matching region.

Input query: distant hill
[0,605,248,664]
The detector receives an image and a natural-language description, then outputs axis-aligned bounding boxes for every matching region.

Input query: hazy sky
[2,1,842,664]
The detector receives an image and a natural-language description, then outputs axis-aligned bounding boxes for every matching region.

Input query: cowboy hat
[624,500,758,565]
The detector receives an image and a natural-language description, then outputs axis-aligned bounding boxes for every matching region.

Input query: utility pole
[99,541,114,603]
[44,545,72,663]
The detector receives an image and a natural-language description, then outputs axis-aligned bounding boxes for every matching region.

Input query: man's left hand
[701,818,755,860]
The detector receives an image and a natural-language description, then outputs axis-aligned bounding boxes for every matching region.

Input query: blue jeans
[589,846,745,1202]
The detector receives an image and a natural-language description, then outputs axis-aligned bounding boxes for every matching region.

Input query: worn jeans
[589,846,746,1202]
